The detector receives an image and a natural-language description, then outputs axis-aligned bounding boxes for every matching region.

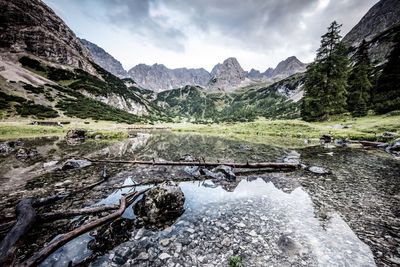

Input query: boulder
[62,159,92,170]
[183,166,201,177]
[320,134,333,144]
[15,148,39,160]
[0,140,23,156]
[66,129,86,140]
[389,139,400,151]
[382,132,398,139]
[134,184,185,228]
[210,165,236,181]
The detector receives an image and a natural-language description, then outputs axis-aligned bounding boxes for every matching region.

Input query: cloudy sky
[44,0,379,72]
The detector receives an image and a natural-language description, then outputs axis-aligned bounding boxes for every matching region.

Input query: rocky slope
[0,0,162,122]
[128,64,210,92]
[80,38,128,78]
[343,0,400,47]
[0,0,98,76]
[343,0,400,67]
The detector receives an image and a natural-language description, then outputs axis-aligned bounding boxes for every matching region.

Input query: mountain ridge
[80,38,128,78]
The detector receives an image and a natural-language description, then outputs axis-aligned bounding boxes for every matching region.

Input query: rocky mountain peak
[0,0,98,76]
[211,57,245,76]
[343,0,400,47]
[271,56,307,78]
[80,38,127,78]
[208,57,246,91]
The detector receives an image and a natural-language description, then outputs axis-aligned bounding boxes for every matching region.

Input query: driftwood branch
[86,158,300,170]
[0,198,36,266]
[1,204,120,237]
[20,189,149,267]
[38,204,119,221]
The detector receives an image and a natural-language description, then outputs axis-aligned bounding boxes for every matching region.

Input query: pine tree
[347,40,372,117]
[374,31,400,114]
[301,21,349,121]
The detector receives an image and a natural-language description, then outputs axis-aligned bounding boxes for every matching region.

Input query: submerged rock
[62,159,92,170]
[308,166,330,175]
[278,234,300,256]
[134,184,185,228]
[15,147,39,160]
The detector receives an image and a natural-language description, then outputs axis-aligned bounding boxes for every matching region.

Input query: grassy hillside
[154,74,304,122]
[2,56,166,123]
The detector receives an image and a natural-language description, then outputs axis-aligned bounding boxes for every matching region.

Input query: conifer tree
[374,32,400,114]
[347,40,372,117]
[301,21,349,121]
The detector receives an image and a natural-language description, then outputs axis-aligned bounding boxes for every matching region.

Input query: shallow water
[43,178,376,266]
[0,132,399,266]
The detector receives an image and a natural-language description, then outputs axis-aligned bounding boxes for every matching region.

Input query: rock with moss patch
[134,184,185,228]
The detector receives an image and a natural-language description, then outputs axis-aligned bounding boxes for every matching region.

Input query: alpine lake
[0,130,399,267]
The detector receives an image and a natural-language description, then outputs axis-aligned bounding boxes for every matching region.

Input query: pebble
[248,230,258,237]
[158,253,171,260]
[237,222,246,228]
[136,252,149,260]
[159,238,171,246]
[221,237,231,246]
[134,228,145,240]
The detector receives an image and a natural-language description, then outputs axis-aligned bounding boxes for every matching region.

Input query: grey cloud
[64,0,380,63]
[96,0,187,51]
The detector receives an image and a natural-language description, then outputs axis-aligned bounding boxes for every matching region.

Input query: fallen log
[86,158,300,170]
[0,198,36,266]
[20,189,149,267]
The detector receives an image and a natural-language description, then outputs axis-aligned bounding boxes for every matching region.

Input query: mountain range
[0,0,398,123]
[81,39,308,92]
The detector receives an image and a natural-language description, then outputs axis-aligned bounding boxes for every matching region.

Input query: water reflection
[43,178,376,267]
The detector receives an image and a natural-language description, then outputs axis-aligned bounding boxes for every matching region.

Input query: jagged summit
[208,57,247,91]
[127,63,210,92]
[245,57,306,81]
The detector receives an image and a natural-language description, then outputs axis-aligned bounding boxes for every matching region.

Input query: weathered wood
[86,158,300,169]
[38,204,119,221]
[0,198,36,266]
[20,189,149,267]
